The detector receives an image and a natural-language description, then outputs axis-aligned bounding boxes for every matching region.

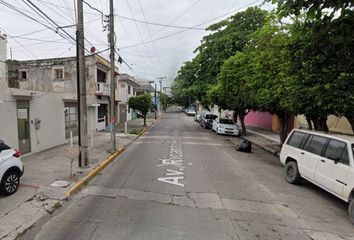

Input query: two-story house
[117,73,140,123]
[0,53,119,154]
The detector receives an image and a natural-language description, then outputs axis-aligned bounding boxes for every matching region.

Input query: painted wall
[0,89,66,153]
[0,88,18,149]
[0,34,6,88]
[296,115,353,135]
[245,111,273,129]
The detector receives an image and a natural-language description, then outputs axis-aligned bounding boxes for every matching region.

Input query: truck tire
[285,161,301,184]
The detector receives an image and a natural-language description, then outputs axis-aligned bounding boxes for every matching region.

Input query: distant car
[0,140,24,196]
[186,108,196,116]
[212,118,241,136]
[200,113,218,129]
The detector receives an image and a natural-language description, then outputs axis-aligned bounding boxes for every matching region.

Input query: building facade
[0,54,119,154]
[117,74,140,123]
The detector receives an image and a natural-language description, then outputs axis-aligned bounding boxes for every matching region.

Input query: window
[287,131,306,148]
[128,85,131,94]
[53,68,64,80]
[219,119,234,124]
[0,142,10,153]
[325,139,349,165]
[19,70,27,80]
[306,135,327,155]
[64,107,78,128]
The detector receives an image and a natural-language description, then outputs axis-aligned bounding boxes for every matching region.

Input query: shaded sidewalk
[241,126,282,156]
[0,117,154,240]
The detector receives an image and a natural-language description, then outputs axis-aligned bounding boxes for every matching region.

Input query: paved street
[22,112,354,240]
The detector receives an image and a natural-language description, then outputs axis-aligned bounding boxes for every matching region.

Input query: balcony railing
[95,82,110,96]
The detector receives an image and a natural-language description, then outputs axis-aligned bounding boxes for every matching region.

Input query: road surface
[23,112,354,240]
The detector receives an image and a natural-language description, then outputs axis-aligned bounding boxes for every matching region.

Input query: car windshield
[205,114,217,119]
[219,119,234,124]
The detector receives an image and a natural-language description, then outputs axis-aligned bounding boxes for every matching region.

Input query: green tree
[245,17,298,143]
[214,51,255,135]
[172,7,268,107]
[159,92,173,112]
[128,94,152,126]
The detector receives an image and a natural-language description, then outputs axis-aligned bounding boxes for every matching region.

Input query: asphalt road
[23,112,354,240]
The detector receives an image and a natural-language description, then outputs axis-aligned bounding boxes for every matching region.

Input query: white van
[280,129,354,223]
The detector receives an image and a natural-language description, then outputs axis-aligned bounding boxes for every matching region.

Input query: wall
[0,88,18,149]
[0,88,66,153]
[29,91,66,152]
[0,34,6,88]
[296,115,353,135]
[244,111,273,129]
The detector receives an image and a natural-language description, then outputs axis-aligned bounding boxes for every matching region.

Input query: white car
[280,129,354,224]
[212,118,241,136]
[0,140,24,196]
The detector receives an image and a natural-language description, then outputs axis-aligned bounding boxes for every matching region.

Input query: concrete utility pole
[109,0,116,152]
[156,76,166,117]
[156,76,166,93]
[77,0,89,167]
[154,82,157,120]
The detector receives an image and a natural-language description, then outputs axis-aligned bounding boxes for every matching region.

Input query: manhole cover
[50,180,71,188]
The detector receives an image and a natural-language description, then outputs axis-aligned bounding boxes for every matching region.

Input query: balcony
[95,82,110,96]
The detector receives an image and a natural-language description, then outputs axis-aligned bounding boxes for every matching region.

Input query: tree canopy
[128,93,152,126]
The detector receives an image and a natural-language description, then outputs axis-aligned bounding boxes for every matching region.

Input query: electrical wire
[118,0,261,50]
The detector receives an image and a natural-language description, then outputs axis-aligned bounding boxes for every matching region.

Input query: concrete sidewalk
[0,117,154,240]
[240,126,282,156]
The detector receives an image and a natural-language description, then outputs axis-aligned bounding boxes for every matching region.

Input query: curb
[64,120,155,199]
[64,147,125,199]
[240,136,280,157]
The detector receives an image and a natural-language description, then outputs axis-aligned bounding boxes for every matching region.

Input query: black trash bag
[237,140,252,153]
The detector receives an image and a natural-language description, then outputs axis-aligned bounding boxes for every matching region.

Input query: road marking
[133,141,223,146]
[157,137,186,188]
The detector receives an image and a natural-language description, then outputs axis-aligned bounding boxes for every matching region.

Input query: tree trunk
[277,112,292,144]
[345,115,354,134]
[143,114,147,126]
[305,115,313,130]
[238,110,248,136]
[319,116,329,132]
[233,111,238,123]
[311,117,320,130]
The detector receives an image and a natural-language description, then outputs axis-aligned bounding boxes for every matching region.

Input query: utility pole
[109,0,116,152]
[154,82,157,120]
[77,0,89,167]
[156,76,166,118]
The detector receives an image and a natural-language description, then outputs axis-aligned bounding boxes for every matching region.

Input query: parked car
[280,129,354,224]
[194,111,205,122]
[0,140,24,196]
[200,113,218,129]
[186,108,196,116]
[212,118,241,136]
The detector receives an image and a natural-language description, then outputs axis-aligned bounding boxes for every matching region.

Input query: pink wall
[245,111,273,129]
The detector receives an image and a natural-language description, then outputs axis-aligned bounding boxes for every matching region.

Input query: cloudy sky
[0,0,269,87]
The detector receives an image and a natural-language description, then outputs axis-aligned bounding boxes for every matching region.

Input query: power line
[136,0,164,75]
[118,0,261,50]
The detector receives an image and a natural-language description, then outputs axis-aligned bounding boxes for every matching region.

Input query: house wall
[0,88,18,149]
[244,111,273,129]
[0,88,66,153]
[296,115,353,135]
[0,34,6,88]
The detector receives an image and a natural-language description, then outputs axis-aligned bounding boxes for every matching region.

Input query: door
[17,100,30,154]
[315,139,350,197]
[301,135,327,180]
[119,104,127,123]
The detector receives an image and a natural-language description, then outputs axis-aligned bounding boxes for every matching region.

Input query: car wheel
[285,161,301,184]
[0,171,20,196]
[349,199,354,225]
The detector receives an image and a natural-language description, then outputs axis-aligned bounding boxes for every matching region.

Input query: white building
[0,54,120,154]
[117,73,140,123]
[0,32,7,87]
